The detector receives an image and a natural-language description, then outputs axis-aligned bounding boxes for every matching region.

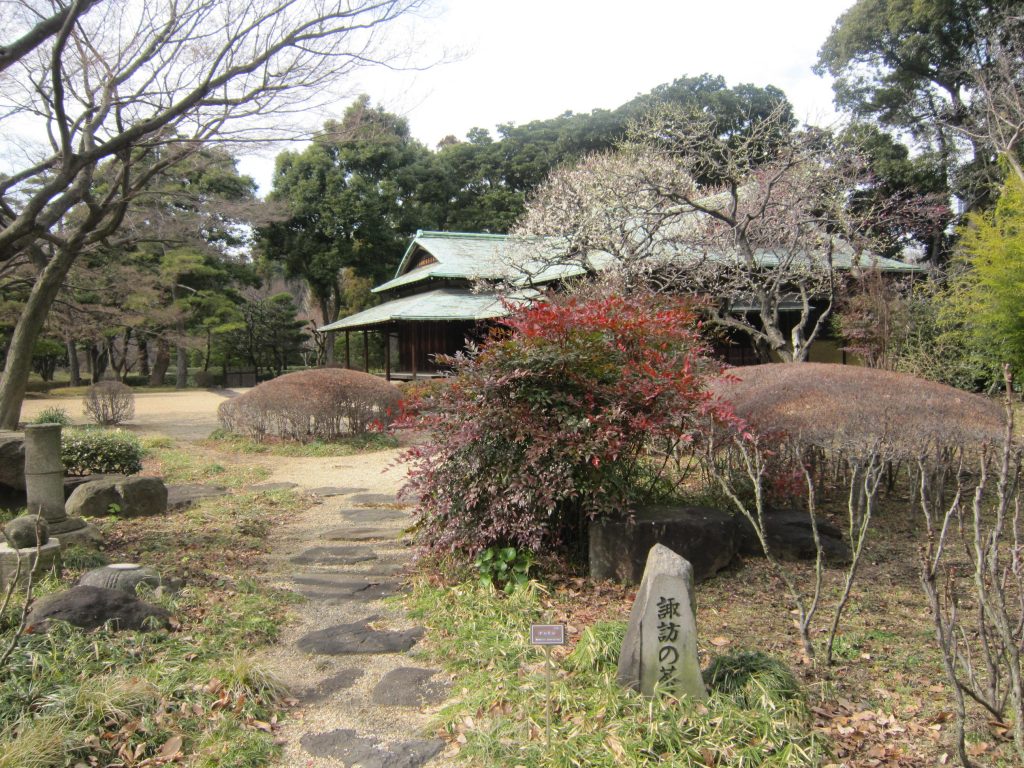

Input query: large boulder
[0,431,25,490]
[118,477,168,516]
[735,509,851,563]
[26,585,171,632]
[65,476,168,518]
[589,506,740,584]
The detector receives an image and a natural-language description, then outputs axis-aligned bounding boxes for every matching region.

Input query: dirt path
[20,389,240,440]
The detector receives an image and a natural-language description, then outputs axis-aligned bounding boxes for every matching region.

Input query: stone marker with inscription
[616,543,706,700]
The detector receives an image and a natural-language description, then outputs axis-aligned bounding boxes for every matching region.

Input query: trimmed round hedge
[217,368,402,442]
[713,363,1005,455]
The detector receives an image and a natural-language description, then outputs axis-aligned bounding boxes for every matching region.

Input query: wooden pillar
[385,331,392,382]
[344,331,350,369]
[411,328,418,381]
[363,330,369,373]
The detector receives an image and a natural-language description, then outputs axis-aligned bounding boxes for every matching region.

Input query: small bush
[28,406,72,426]
[399,293,731,560]
[82,381,135,426]
[217,368,401,442]
[62,429,143,476]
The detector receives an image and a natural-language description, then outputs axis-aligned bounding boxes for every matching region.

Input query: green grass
[140,438,269,488]
[0,582,293,768]
[205,429,399,457]
[405,581,828,767]
[0,476,308,767]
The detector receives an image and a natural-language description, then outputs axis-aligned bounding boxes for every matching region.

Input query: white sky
[239,0,858,195]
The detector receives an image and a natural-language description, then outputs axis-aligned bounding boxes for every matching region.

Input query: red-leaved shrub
[218,368,401,442]
[399,293,733,560]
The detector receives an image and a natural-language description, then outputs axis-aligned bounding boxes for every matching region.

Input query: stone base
[54,523,103,549]
[0,539,62,586]
[590,506,739,585]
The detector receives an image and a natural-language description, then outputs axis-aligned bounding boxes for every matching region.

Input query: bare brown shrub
[217,368,401,442]
[703,363,1007,666]
[82,381,135,426]
[713,362,1005,455]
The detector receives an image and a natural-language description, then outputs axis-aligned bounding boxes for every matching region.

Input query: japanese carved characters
[616,544,707,699]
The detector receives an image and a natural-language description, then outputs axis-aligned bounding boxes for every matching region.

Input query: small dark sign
[530,624,566,645]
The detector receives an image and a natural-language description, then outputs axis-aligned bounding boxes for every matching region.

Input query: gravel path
[20,389,242,440]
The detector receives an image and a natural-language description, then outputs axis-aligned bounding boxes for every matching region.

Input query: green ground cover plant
[405,581,827,767]
[62,428,144,476]
[206,428,398,456]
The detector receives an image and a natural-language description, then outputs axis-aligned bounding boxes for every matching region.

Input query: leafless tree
[511,104,907,363]
[919,368,1024,767]
[0,0,431,428]
[963,11,1024,184]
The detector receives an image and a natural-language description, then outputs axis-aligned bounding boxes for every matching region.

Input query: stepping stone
[300,730,443,768]
[289,545,378,566]
[296,668,363,703]
[323,527,404,542]
[300,729,382,765]
[297,617,423,655]
[251,482,298,492]
[166,483,228,511]
[291,574,402,603]
[308,486,367,497]
[371,667,450,708]
[354,561,407,578]
[343,508,409,524]
[389,739,446,767]
[349,493,399,505]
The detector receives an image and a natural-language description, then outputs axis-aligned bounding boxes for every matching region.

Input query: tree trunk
[324,330,335,366]
[90,343,107,383]
[0,247,77,429]
[138,336,150,377]
[175,344,188,389]
[151,338,170,386]
[67,339,81,386]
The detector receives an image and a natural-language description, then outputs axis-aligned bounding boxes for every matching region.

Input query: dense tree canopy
[816,0,1019,210]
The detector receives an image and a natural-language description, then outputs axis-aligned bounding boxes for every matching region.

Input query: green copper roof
[318,288,538,332]
[373,230,922,295]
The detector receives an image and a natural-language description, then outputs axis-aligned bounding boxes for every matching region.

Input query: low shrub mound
[217,368,401,442]
[62,429,144,476]
[713,362,1005,454]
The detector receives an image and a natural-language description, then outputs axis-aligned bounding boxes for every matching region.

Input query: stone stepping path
[297,617,424,654]
[289,545,378,565]
[299,730,444,768]
[371,667,450,708]
[342,508,410,524]
[308,486,368,497]
[348,492,399,505]
[260,481,450,767]
[322,526,405,542]
[291,574,402,604]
